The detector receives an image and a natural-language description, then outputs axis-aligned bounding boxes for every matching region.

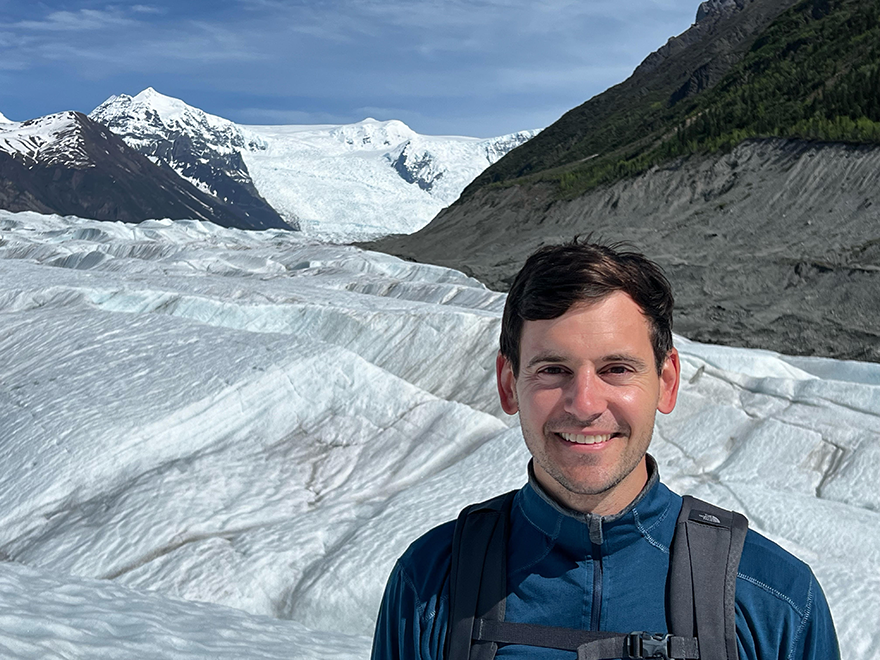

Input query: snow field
[0,210,877,658]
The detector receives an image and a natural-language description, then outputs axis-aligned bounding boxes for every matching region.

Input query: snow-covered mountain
[0,111,289,230]
[0,209,877,659]
[243,120,538,241]
[90,88,292,231]
[90,88,538,241]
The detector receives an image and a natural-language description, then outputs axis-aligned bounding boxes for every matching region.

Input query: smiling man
[371,240,839,660]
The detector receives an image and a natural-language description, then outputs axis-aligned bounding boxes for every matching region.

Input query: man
[371,240,839,660]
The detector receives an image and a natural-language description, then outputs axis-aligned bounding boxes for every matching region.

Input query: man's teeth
[559,433,612,445]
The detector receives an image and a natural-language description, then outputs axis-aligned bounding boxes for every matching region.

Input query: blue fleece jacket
[371,462,839,660]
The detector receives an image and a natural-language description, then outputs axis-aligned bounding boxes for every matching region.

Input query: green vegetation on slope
[489,0,880,199]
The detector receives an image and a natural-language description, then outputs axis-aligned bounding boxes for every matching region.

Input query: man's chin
[537,462,621,498]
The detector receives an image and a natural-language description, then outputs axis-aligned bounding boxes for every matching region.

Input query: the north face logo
[689,509,724,526]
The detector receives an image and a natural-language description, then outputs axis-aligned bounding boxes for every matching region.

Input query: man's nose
[563,369,607,419]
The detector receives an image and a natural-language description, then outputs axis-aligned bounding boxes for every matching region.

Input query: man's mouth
[558,432,613,445]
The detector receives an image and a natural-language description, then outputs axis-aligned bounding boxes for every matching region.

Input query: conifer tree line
[555,0,880,197]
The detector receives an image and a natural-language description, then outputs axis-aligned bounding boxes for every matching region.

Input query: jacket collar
[518,455,676,552]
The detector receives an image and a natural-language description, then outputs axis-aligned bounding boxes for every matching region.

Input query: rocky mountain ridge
[461,0,800,196]
[0,111,285,229]
[90,89,293,231]
[1,89,536,237]
[86,89,537,239]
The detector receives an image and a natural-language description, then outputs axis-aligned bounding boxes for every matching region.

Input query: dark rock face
[389,143,440,192]
[367,138,880,363]
[696,0,747,23]
[385,131,537,194]
[144,131,290,229]
[0,112,282,229]
[90,90,295,231]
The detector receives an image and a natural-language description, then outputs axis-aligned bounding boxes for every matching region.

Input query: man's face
[496,291,680,515]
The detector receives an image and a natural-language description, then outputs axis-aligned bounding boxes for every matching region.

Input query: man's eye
[603,365,631,376]
[538,366,567,375]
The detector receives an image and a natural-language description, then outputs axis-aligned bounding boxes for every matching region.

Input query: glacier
[0,209,877,659]
[241,119,538,241]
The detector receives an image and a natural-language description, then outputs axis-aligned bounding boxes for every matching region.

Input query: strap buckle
[626,632,672,659]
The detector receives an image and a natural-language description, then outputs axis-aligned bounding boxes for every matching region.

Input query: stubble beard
[525,415,652,499]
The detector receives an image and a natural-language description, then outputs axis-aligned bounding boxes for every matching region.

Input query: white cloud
[13,8,137,32]
[131,5,166,14]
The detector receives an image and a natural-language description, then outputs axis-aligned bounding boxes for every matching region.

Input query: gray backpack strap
[446,491,516,660]
[668,496,748,660]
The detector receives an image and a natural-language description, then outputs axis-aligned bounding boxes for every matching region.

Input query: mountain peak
[21,110,81,128]
[696,0,747,23]
[88,90,290,230]
[129,87,197,120]
[329,118,416,150]
[91,88,241,143]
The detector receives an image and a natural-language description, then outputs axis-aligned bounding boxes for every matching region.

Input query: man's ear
[496,351,519,414]
[657,347,681,414]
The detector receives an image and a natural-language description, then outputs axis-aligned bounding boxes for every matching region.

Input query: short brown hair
[500,239,674,374]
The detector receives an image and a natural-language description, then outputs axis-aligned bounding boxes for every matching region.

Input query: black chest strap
[473,619,700,659]
[445,491,748,660]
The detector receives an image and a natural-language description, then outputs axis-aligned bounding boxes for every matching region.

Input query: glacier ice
[0,209,877,658]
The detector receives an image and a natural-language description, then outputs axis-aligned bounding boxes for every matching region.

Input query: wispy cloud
[0,0,699,135]
[131,5,166,14]
[12,8,137,32]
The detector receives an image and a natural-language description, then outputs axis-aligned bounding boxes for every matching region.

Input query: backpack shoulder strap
[446,490,516,660]
[668,495,749,660]
[446,491,747,660]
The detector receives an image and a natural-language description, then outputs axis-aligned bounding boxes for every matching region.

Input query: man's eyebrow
[525,353,567,369]
[603,354,650,370]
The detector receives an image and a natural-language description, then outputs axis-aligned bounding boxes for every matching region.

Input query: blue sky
[1,0,700,137]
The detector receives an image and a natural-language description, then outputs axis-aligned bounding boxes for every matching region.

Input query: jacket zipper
[590,541,603,630]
